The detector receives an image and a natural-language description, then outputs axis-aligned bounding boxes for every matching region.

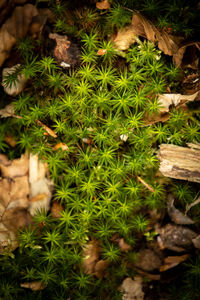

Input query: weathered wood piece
[158,144,200,183]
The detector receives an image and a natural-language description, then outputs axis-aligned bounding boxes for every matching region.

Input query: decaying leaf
[167,193,194,225]
[192,235,200,249]
[0,4,38,67]
[0,104,15,118]
[51,201,64,218]
[53,142,69,151]
[82,239,100,274]
[2,64,27,96]
[160,254,189,272]
[113,25,136,51]
[0,153,29,177]
[120,277,144,300]
[97,49,107,55]
[94,259,109,279]
[36,120,57,138]
[135,249,162,272]
[4,135,17,147]
[173,41,200,69]
[96,0,110,10]
[118,238,132,252]
[20,281,46,291]
[157,223,197,252]
[157,91,199,113]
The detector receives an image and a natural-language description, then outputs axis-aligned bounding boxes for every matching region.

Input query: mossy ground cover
[0,1,200,299]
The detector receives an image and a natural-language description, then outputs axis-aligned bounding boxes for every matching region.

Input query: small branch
[137,176,155,193]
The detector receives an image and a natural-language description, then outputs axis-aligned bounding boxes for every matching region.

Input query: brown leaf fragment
[157,91,199,113]
[120,277,144,300]
[97,49,107,55]
[192,235,200,249]
[118,238,132,252]
[51,201,64,218]
[0,104,15,118]
[94,259,109,279]
[136,269,160,281]
[144,112,170,125]
[173,41,200,69]
[0,153,29,177]
[4,136,16,147]
[0,4,38,67]
[167,194,194,225]
[113,25,136,51]
[36,120,57,138]
[20,281,46,291]
[157,223,197,252]
[2,64,27,96]
[82,239,100,274]
[96,0,110,10]
[160,254,189,272]
[135,249,162,272]
[53,142,69,151]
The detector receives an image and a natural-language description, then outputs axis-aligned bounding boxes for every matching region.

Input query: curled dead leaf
[96,1,110,10]
[53,142,69,151]
[82,239,100,274]
[51,201,64,218]
[20,281,46,291]
[0,153,29,177]
[113,25,136,51]
[94,259,109,279]
[36,120,57,138]
[160,254,189,272]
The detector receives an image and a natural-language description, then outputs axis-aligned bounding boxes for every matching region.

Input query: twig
[137,176,155,193]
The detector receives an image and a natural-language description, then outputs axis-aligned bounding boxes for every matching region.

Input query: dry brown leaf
[136,269,160,281]
[4,135,16,147]
[192,235,200,249]
[0,104,15,118]
[36,120,57,138]
[173,41,200,69]
[51,201,64,218]
[0,153,29,177]
[82,239,100,274]
[160,254,189,272]
[120,277,144,300]
[135,249,162,272]
[144,112,170,125]
[97,49,107,55]
[157,91,199,113]
[167,193,194,225]
[53,142,69,151]
[96,0,110,10]
[94,259,109,279]
[113,25,136,51]
[20,281,46,291]
[2,64,27,96]
[0,4,38,67]
[118,238,132,252]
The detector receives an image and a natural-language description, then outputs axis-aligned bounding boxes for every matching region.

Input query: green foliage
[0,1,199,299]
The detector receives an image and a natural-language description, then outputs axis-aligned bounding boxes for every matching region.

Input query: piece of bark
[157,223,197,252]
[158,144,200,183]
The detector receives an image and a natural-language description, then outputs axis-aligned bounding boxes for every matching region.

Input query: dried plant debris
[160,254,189,272]
[2,64,27,96]
[158,144,200,183]
[82,239,101,275]
[192,235,200,249]
[157,224,197,252]
[135,249,162,272]
[120,277,144,300]
[49,33,81,67]
[96,0,110,10]
[167,193,194,225]
[20,281,46,291]
[0,153,53,253]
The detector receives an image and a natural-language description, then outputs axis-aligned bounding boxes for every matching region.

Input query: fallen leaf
[135,249,162,272]
[118,238,131,252]
[2,64,27,96]
[160,254,189,272]
[96,0,110,10]
[113,25,136,51]
[0,4,38,67]
[192,235,200,249]
[51,201,64,218]
[97,49,107,55]
[82,239,100,275]
[4,135,16,147]
[20,281,46,291]
[173,41,200,69]
[0,104,15,118]
[36,120,57,138]
[157,91,199,113]
[0,153,29,177]
[120,277,144,300]
[136,269,160,280]
[167,193,194,225]
[94,259,109,279]
[53,142,69,151]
